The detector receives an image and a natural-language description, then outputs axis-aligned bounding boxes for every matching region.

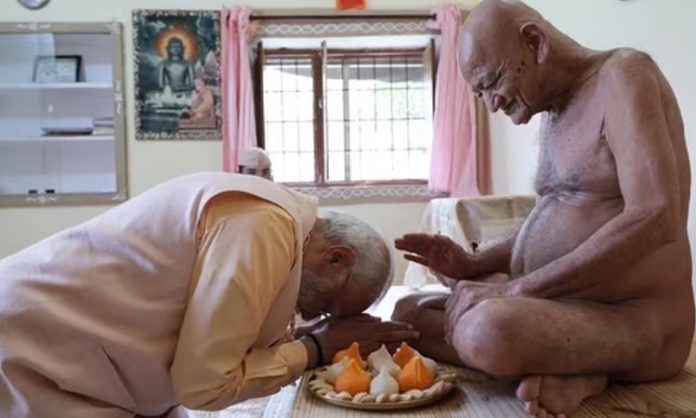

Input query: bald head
[468,0,543,26]
[458,0,560,124]
[460,0,544,65]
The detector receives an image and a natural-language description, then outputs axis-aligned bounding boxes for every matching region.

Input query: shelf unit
[0,22,127,206]
[0,82,113,90]
[0,134,114,143]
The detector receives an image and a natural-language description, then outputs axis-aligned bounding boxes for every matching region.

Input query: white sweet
[367,345,390,367]
[316,357,350,384]
[369,367,400,397]
[367,345,401,376]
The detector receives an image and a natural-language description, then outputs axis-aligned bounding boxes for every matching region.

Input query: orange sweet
[332,342,366,369]
[398,356,435,391]
[392,342,418,368]
[334,359,371,395]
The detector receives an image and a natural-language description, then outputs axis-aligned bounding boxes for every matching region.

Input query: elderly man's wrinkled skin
[393,1,693,417]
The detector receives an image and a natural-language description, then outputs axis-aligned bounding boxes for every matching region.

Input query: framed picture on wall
[132,9,222,140]
[33,55,81,83]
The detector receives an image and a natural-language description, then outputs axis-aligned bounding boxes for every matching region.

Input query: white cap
[239,147,272,169]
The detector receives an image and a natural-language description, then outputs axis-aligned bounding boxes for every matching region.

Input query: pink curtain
[221,7,257,172]
[427,5,479,197]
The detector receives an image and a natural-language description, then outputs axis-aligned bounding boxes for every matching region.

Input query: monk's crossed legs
[394,294,682,418]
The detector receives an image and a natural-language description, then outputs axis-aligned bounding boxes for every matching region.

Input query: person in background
[180,78,215,123]
[0,172,416,418]
[239,147,273,181]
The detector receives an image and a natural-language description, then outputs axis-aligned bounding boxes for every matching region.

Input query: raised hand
[395,234,477,281]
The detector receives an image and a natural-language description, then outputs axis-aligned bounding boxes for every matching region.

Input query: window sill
[287,182,447,205]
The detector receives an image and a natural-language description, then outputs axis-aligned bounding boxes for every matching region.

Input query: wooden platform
[288,340,696,418]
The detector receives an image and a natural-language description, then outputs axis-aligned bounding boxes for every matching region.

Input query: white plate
[307,366,456,411]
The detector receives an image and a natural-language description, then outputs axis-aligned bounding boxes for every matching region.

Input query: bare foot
[515,374,608,418]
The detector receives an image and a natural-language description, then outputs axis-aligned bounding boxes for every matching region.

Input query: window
[260,54,316,183]
[255,43,434,186]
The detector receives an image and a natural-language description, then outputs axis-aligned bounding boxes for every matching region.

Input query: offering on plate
[370,367,399,396]
[332,342,366,368]
[398,356,435,391]
[316,357,350,384]
[367,344,401,377]
[334,359,371,396]
[308,342,455,410]
[393,341,418,368]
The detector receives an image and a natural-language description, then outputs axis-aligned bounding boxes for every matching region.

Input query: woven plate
[306,367,456,411]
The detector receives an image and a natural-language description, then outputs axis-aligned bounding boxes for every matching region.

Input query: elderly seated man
[0,172,416,418]
[393,1,692,418]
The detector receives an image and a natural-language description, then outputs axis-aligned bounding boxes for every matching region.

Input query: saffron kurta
[0,173,317,418]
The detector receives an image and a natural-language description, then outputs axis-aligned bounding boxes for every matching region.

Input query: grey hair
[319,211,394,309]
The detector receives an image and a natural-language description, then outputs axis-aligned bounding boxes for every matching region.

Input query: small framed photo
[33,55,82,83]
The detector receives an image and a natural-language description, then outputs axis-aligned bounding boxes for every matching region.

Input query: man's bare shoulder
[598,48,662,93]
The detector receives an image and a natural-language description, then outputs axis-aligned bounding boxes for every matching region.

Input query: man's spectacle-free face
[459,23,547,125]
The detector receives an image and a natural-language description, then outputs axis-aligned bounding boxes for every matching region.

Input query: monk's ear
[520,22,549,64]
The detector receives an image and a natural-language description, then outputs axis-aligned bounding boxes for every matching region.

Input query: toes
[525,401,539,415]
[517,376,543,401]
[536,408,548,418]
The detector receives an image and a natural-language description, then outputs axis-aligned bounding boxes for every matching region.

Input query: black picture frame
[33,55,82,83]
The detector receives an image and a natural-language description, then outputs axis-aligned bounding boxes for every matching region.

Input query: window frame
[253,43,436,188]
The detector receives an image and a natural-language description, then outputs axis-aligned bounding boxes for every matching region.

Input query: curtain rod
[249,14,436,21]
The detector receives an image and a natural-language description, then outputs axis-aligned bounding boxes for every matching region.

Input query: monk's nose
[491,95,506,112]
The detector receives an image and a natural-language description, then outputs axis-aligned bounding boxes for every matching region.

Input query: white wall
[0,0,479,284]
[490,112,540,195]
